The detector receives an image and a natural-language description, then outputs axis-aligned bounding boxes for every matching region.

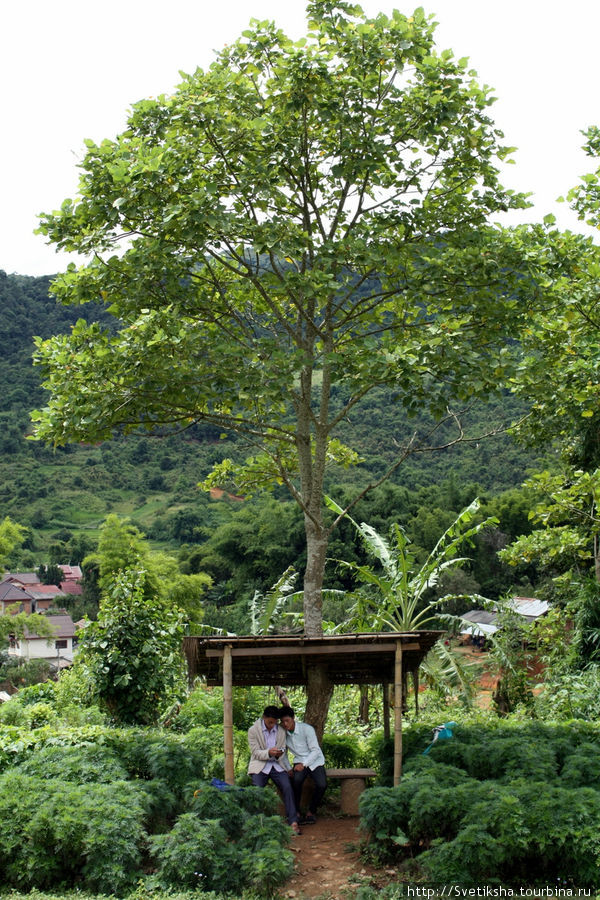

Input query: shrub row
[0,725,291,896]
[0,722,242,781]
[360,720,600,887]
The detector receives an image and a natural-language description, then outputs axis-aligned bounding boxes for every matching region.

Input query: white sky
[2,0,599,276]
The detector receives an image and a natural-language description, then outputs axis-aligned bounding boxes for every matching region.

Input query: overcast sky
[2,0,599,276]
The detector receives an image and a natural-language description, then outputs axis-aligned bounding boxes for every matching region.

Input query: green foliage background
[0,269,547,628]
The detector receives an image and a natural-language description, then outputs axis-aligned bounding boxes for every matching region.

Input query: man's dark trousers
[291,765,327,814]
[251,769,299,824]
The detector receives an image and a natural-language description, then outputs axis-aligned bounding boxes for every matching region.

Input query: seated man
[279,705,327,825]
[247,705,301,834]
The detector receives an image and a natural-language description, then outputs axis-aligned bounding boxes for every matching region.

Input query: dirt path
[281,816,389,899]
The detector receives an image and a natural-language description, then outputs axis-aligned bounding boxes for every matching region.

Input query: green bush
[16,744,129,783]
[239,836,295,897]
[360,783,414,849]
[188,787,246,838]
[322,733,361,768]
[0,699,57,729]
[420,781,600,886]
[237,811,291,852]
[0,724,118,773]
[0,701,28,727]
[0,772,147,894]
[359,720,600,886]
[102,726,227,791]
[0,656,51,689]
[0,722,232,785]
[78,568,185,725]
[560,742,600,788]
[5,680,56,705]
[150,806,293,896]
[188,784,278,834]
[150,815,240,892]
[0,678,105,729]
[0,722,293,896]
[463,734,558,782]
[535,667,600,720]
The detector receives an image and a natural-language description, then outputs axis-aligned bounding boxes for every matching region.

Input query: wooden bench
[325,767,377,815]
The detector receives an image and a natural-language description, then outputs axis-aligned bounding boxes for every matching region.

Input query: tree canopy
[506,130,600,584]
[33,1,552,665]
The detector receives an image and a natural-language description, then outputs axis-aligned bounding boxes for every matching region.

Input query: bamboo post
[382,681,390,740]
[393,641,403,786]
[223,644,234,785]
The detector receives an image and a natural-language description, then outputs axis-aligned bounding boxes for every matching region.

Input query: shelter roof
[183,631,442,686]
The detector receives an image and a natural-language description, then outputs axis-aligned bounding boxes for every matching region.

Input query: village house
[460,597,550,639]
[0,568,82,669]
[0,565,83,615]
[7,611,77,668]
[0,579,61,615]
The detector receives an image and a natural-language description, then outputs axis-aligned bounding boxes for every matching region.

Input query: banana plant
[325,497,497,711]
[325,496,497,632]
[420,639,478,706]
[249,566,300,635]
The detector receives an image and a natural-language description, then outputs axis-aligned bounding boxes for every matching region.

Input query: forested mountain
[0,271,548,617]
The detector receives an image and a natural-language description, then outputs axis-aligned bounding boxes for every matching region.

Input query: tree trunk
[359,684,370,724]
[412,669,420,717]
[302,518,333,741]
[402,671,409,714]
[304,663,334,742]
[296,369,333,739]
[303,516,328,637]
[383,682,390,740]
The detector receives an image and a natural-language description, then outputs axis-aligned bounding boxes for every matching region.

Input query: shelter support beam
[383,681,390,741]
[223,644,234,785]
[205,642,419,658]
[394,641,403,786]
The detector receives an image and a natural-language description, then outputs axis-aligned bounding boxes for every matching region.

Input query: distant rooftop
[24,613,76,640]
[461,597,550,636]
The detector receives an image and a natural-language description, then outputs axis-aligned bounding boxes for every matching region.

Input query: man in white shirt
[247,705,301,834]
[279,705,327,825]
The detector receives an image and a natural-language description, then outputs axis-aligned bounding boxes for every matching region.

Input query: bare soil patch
[280,815,393,899]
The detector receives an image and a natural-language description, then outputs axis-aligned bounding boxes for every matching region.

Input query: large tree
[506,130,600,583]
[34,1,547,723]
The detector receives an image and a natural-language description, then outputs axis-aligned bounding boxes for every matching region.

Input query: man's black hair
[263,705,280,719]
[279,706,295,718]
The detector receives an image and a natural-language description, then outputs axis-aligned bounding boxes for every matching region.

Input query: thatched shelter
[183,631,441,785]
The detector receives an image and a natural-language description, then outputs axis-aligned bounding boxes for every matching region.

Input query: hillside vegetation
[1,271,547,618]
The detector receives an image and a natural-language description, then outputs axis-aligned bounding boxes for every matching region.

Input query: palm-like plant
[326,497,496,632]
[420,639,478,706]
[326,497,497,711]
[249,566,300,635]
